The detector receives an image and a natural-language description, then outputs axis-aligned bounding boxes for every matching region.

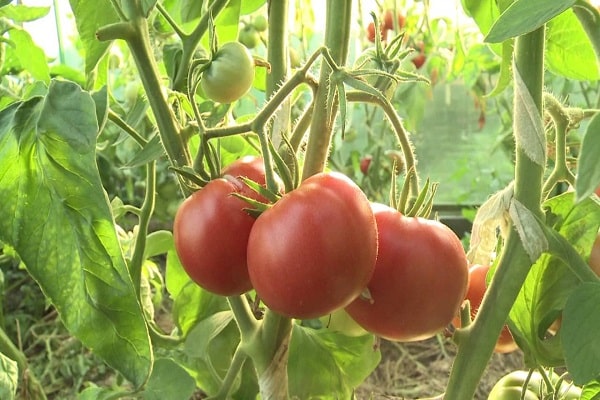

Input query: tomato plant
[247,172,378,319]
[3,0,600,399]
[345,203,469,341]
[201,41,255,103]
[453,265,517,354]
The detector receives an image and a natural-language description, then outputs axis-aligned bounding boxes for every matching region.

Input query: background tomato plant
[1,0,600,399]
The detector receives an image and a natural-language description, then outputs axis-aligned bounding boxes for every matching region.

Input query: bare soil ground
[356,336,525,400]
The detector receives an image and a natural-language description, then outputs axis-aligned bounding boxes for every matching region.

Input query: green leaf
[288,325,381,398]
[142,358,196,400]
[91,86,109,134]
[7,28,50,83]
[123,134,165,168]
[69,0,119,75]
[240,0,266,15]
[140,0,157,17]
[581,379,600,400]
[0,353,17,400]
[563,282,600,385]
[0,4,49,22]
[547,9,600,80]
[166,249,229,334]
[486,0,576,43]
[509,193,600,367]
[182,313,242,396]
[575,113,600,201]
[144,230,173,259]
[0,80,152,388]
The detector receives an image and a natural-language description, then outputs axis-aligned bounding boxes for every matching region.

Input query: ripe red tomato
[595,185,600,197]
[412,52,426,69]
[360,155,372,175]
[221,156,272,201]
[345,203,469,341]
[382,9,405,31]
[366,21,386,42]
[173,178,255,296]
[247,172,378,319]
[452,264,518,353]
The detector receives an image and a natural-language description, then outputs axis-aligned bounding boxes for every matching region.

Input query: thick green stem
[301,0,352,179]
[128,161,156,295]
[445,28,546,400]
[266,0,289,98]
[98,8,193,194]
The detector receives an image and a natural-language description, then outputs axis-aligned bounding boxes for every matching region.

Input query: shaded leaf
[69,0,119,75]
[563,282,600,385]
[142,358,196,400]
[288,325,380,398]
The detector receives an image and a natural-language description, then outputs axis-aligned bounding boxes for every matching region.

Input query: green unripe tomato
[238,26,260,49]
[201,42,255,103]
[488,386,539,400]
[488,370,582,400]
[253,14,268,32]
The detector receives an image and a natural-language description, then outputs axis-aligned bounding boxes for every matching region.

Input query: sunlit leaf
[486,0,575,43]
[0,353,17,400]
[0,80,152,388]
[575,113,600,201]
[0,4,49,21]
[8,28,50,83]
[547,9,600,81]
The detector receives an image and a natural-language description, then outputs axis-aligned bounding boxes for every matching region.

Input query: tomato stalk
[128,161,156,296]
[446,27,546,400]
[346,91,419,200]
[97,4,192,195]
[301,0,352,179]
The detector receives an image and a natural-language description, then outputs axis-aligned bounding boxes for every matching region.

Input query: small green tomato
[201,42,255,103]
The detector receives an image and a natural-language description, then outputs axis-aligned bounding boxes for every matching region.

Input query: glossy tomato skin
[453,264,518,353]
[201,42,255,103]
[345,203,469,341]
[221,156,270,200]
[173,178,254,296]
[247,172,378,319]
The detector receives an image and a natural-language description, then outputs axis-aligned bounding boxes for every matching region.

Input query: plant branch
[446,27,547,400]
[301,0,352,179]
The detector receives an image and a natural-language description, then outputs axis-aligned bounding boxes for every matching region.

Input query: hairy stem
[445,27,546,400]
[301,0,352,179]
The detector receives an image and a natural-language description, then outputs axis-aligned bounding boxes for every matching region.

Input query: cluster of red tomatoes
[174,156,474,342]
